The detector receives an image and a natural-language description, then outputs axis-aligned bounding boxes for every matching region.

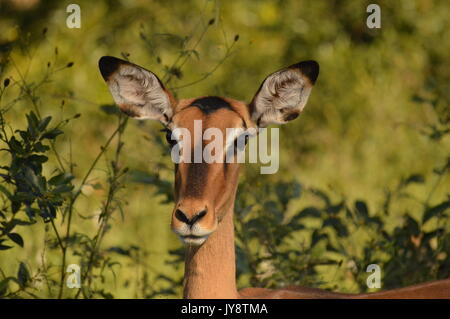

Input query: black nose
[175,209,207,226]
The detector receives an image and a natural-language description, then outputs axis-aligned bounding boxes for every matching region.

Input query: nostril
[175,209,190,224]
[174,209,207,226]
[191,209,207,225]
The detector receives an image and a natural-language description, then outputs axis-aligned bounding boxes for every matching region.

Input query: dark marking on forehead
[190,96,232,114]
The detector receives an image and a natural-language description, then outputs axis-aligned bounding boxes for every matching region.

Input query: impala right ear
[98,56,175,124]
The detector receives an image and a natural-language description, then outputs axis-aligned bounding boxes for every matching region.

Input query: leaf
[7,233,24,247]
[0,184,12,199]
[26,112,39,138]
[9,136,23,153]
[33,142,50,153]
[423,199,450,223]
[355,200,369,218]
[17,262,30,288]
[11,218,36,226]
[325,201,345,215]
[37,116,52,132]
[292,207,321,222]
[48,172,74,186]
[41,128,64,139]
[53,184,73,193]
[107,246,130,256]
[311,230,328,246]
[404,174,425,185]
[28,154,48,164]
[324,217,349,237]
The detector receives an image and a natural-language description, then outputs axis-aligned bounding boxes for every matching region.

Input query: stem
[162,6,212,85]
[57,122,124,299]
[74,116,128,299]
[170,40,236,91]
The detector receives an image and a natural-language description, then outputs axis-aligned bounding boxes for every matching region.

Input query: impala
[98,56,450,299]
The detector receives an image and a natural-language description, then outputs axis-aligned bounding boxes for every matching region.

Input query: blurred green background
[0,0,449,298]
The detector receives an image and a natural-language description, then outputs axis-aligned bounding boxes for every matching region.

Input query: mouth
[179,234,210,246]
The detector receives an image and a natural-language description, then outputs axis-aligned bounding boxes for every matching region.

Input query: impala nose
[171,203,216,245]
[174,209,207,227]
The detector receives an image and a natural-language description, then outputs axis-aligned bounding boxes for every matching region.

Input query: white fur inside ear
[107,64,172,121]
[252,69,312,127]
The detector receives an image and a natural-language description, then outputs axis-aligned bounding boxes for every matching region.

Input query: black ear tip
[98,56,122,80]
[296,60,320,84]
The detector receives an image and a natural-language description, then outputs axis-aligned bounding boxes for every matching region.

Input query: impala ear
[249,60,319,128]
[98,56,175,124]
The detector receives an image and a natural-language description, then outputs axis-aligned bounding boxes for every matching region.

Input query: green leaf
[38,116,52,132]
[7,233,24,247]
[34,142,50,153]
[404,174,425,185]
[324,217,349,237]
[17,262,30,288]
[355,200,369,218]
[48,172,74,186]
[0,184,12,199]
[423,199,450,223]
[11,218,36,226]
[53,184,73,193]
[28,154,48,164]
[19,130,29,141]
[41,128,64,140]
[311,230,328,246]
[292,207,321,222]
[26,112,39,138]
[9,136,23,153]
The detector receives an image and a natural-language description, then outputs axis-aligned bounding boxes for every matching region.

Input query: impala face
[99,56,319,246]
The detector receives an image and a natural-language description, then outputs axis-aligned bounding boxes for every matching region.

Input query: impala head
[99,56,319,246]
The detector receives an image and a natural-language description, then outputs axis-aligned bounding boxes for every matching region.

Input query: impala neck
[183,204,238,299]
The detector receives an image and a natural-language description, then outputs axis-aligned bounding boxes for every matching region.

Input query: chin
[180,235,209,246]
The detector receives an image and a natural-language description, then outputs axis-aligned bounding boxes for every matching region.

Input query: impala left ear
[249,60,319,128]
[98,56,175,125]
